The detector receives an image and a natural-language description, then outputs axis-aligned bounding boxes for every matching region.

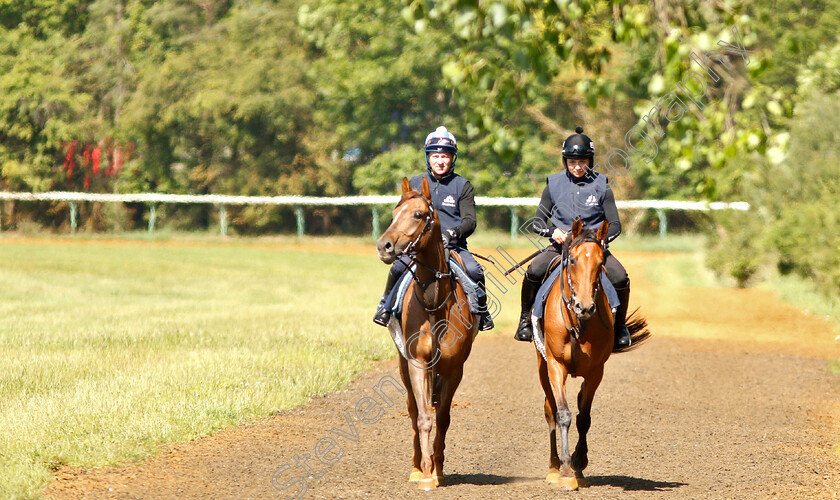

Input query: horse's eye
[413,211,423,219]
[569,256,576,266]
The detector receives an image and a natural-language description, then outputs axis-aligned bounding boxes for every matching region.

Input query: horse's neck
[414,238,448,283]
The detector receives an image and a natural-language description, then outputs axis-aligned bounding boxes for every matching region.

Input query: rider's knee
[611,274,629,290]
[525,261,545,284]
[467,264,484,285]
[391,257,410,278]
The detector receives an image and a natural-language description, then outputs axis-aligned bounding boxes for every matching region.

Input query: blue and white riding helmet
[424,126,458,171]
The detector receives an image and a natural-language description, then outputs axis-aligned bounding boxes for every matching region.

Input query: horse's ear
[596,220,609,247]
[420,176,432,201]
[400,177,411,196]
[571,218,583,239]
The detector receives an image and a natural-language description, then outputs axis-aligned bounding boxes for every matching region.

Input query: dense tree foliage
[707,8,840,291]
[0,0,839,297]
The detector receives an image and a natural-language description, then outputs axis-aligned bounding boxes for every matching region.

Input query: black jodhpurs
[387,250,484,287]
[524,245,629,289]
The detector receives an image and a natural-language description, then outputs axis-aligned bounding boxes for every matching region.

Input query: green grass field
[1,231,837,498]
[0,236,397,498]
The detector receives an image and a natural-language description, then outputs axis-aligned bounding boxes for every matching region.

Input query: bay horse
[537,218,650,489]
[375,176,478,490]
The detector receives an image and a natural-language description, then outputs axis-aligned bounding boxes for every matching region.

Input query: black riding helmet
[562,126,595,169]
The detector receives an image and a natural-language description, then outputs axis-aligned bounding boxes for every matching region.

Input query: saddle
[387,252,483,317]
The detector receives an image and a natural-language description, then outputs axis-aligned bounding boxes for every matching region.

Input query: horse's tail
[613,308,651,353]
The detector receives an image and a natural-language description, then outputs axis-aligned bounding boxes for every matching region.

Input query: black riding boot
[477,278,494,331]
[373,270,400,327]
[514,278,539,342]
[477,293,494,331]
[613,283,631,350]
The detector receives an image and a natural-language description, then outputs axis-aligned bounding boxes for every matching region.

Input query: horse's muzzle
[376,237,397,264]
[573,298,596,320]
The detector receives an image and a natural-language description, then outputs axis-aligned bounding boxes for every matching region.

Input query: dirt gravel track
[46,251,840,499]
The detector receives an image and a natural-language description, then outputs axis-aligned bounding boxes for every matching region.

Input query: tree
[701,1,840,288]
[118,1,317,230]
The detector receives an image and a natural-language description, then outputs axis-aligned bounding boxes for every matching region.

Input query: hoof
[417,478,437,490]
[433,475,444,487]
[575,471,588,488]
[545,471,562,484]
[555,476,579,491]
[408,469,423,482]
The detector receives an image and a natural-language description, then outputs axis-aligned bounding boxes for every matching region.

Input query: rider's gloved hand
[442,228,458,249]
[551,228,567,244]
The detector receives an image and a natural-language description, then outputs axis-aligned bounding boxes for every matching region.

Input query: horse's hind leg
[572,366,604,486]
[538,352,561,483]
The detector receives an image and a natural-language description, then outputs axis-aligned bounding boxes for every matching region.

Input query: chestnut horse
[537,218,650,490]
[375,176,478,490]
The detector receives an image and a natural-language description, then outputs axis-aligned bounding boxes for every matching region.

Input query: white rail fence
[0,191,749,239]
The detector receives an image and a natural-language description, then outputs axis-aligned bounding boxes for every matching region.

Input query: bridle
[559,235,607,339]
[394,195,455,313]
[398,195,434,257]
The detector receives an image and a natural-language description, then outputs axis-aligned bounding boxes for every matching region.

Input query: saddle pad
[532,313,547,361]
[387,264,416,316]
[389,259,483,316]
[447,258,483,314]
[532,265,618,319]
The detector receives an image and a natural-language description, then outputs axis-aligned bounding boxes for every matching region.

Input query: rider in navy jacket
[514,127,632,349]
[373,126,494,331]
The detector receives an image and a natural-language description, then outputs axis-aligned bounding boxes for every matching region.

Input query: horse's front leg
[431,365,462,487]
[403,314,439,488]
[545,356,577,490]
[538,351,561,482]
[407,362,436,490]
[572,366,604,486]
[398,357,423,482]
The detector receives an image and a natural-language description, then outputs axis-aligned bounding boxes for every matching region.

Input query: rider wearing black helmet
[373,126,494,331]
[513,126,631,350]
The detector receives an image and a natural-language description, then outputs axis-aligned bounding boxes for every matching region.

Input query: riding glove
[442,228,457,249]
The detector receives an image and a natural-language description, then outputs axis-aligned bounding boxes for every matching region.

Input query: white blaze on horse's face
[393,204,409,225]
